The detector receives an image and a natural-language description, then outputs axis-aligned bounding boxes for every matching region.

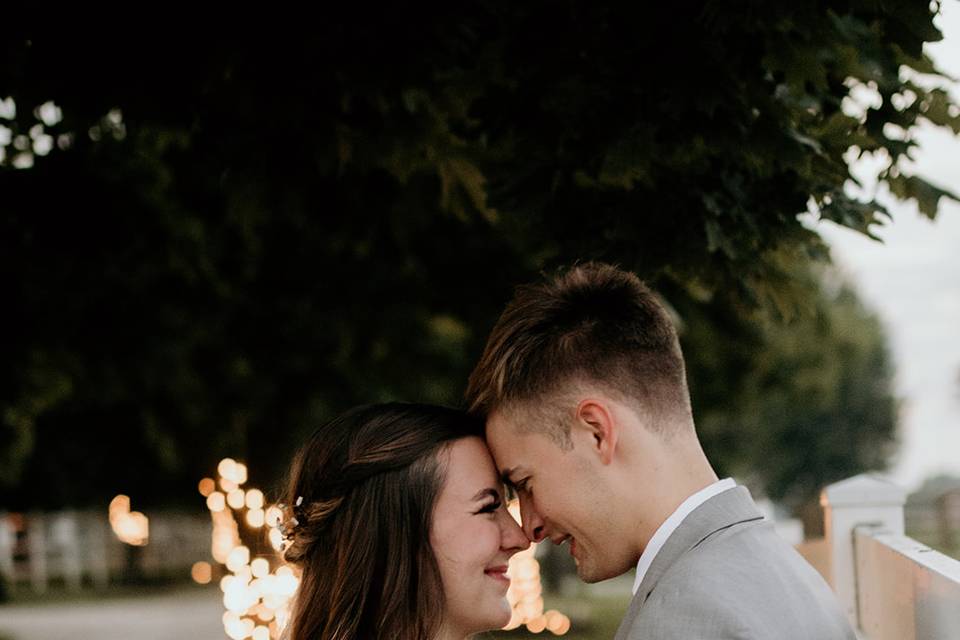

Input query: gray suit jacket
[613,486,856,639]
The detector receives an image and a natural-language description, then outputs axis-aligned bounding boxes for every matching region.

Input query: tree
[0,3,952,507]
[680,265,898,511]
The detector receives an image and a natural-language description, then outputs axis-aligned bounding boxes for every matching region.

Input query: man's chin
[575,562,624,584]
[574,564,606,584]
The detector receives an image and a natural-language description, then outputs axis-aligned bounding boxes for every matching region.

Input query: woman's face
[430,436,530,638]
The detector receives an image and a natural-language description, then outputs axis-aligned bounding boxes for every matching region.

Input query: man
[465,263,855,639]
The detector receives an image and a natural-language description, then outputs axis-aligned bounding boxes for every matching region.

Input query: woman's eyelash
[478,499,502,514]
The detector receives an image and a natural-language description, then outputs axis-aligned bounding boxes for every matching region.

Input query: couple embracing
[279,263,856,639]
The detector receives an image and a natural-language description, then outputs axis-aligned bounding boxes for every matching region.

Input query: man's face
[485,407,634,583]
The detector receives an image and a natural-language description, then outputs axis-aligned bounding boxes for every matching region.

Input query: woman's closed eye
[477,499,503,515]
[475,489,504,515]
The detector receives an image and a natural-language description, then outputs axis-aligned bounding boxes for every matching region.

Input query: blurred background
[1,3,958,638]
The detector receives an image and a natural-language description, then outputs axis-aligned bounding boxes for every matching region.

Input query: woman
[280,402,530,639]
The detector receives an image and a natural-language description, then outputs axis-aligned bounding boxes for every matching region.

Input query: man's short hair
[465,262,691,442]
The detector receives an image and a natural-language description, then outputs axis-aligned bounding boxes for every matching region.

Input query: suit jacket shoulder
[614,486,856,640]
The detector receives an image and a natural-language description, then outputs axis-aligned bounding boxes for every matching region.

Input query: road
[0,586,224,640]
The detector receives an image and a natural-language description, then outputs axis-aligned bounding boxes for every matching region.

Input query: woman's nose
[500,510,531,552]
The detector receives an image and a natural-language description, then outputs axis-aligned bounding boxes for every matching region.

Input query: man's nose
[520,498,547,543]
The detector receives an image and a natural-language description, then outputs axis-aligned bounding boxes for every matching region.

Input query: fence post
[27,512,48,594]
[0,513,12,576]
[821,474,906,629]
[51,511,83,591]
[0,512,13,592]
[82,510,111,589]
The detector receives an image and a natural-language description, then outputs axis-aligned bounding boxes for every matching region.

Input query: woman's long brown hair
[281,403,481,640]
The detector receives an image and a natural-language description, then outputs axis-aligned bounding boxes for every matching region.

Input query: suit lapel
[614,486,764,639]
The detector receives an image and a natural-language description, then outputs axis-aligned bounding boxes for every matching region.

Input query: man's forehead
[484,411,531,453]
[485,406,530,434]
[483,411,524,468]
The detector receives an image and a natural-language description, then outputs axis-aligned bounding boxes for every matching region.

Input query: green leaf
[886,173,960,219]
[918,88,960,134]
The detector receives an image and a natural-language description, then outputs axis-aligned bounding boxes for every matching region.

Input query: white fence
[0,510,210,593]
[5,476,959,639]
[802,474,960,640]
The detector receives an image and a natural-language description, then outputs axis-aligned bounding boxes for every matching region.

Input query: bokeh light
[251,558,270,578]
[246,508,265,528]
[198,477,216,497]
[108,494,149,546]
[202,457,300,639]
[217,458,237,480]
[505,500,570,635]
[265,506,283,528]
[227,489,246,510]
[246,489,264,510]
[207,491,226,513]
[192,561,212,584]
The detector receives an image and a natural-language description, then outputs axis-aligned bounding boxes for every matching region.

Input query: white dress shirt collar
[631,478,737,595]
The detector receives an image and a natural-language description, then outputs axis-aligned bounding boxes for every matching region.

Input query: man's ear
[575,399,618,465]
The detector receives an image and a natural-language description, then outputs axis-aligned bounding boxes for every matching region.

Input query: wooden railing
[804,474,960,640]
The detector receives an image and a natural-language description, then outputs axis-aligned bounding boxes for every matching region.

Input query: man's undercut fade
[465,262,692,443]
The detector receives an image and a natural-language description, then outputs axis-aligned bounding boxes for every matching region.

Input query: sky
[814,3,960,490]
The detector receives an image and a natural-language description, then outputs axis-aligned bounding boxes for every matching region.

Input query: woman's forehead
[441,437,500,495]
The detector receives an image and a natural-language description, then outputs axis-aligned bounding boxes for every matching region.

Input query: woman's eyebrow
[471,487,500,502]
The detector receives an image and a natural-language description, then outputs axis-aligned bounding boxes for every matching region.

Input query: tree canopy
[680,267,898,508]
[1,2,954,508]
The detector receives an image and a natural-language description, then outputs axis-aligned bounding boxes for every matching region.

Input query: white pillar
[821,474,906,629]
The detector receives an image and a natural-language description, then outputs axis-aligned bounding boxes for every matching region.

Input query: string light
[108,494,149,546]
[504,500,571,635]
[198,478,216,497]
[227,489,246,511]
[191,561,212,585]
[246,508,266,528]
[207,492,226,513]
[201,458,300,639]
[245,489,265,510]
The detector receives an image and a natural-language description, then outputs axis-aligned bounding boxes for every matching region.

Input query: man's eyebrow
[471,487,500,502]
[499,467,519,486]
